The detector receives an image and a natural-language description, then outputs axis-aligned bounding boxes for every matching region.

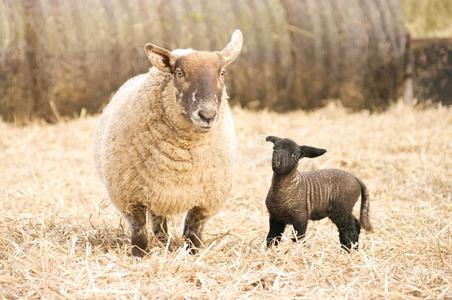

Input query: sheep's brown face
[172,52,226,130]
[266,136,327,175]
[144,30,243,132]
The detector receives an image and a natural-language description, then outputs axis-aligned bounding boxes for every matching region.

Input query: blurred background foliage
[401,0,452,37]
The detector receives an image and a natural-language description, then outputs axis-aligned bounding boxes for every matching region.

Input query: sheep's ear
[218,29,243,66]
[145,43,176,73]
[266,136,282,144]
[299,146,326,158]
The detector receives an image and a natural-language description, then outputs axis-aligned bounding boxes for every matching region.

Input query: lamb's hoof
[291,236,306,244]
[340,244,358,253]
[266,238,280,248]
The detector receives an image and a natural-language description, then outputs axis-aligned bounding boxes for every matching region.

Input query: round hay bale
[281,0,407,110]
[0,0,407,122]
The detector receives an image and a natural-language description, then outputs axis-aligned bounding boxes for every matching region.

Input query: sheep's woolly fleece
[0,102,450,299]
[94,67,236,217]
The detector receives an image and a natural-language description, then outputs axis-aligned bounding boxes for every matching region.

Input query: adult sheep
[94,30,243,257]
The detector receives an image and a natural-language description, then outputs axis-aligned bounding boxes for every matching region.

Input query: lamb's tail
[356,177,372,231]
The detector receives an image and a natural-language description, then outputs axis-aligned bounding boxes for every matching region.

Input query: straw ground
[0,102,450,299]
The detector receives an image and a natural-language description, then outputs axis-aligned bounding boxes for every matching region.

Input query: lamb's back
[300,169,361,218]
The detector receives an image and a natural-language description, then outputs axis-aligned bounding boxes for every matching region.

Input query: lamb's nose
[198,109,217,123]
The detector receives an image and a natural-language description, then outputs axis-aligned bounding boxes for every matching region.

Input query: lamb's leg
[266,217,286,247]
[183,206,209,254]
[349,215,361,250]
[291,217,308,243]
[125,203,148,257]
[330,212,360,252]
[150,211,168,244]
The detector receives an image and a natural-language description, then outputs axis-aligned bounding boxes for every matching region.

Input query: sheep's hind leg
[183,206,209,254]
[330,211,360,252]
[266,217,286,247]
[125,203,148,257]
[150,211,169,245]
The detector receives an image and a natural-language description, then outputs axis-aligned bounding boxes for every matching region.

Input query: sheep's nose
[198,109,217,123]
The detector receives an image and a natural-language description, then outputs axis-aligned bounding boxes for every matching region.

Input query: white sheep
[94,30,243,256]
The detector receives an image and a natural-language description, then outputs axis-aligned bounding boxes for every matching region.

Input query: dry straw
[0,101,450,298]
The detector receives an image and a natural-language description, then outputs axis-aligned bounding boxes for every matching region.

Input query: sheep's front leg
[291,217,308,243]
[150,211,168,244]
[183,206,209,254]
[266,217,286,247]
[125,203,148,257]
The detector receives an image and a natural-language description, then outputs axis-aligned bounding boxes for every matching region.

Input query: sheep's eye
[219,69,226,77]
[175,70,184,78]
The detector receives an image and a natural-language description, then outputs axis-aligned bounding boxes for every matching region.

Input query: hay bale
[0,0,407,122]
[281,0,407,110]
[411,38,452,104]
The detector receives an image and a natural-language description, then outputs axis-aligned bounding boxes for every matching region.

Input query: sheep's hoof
[152,233,169,248]
[185,244,200,255]
[151,236,180,252]
[184,238,202,255]
[183,233,203,254]
[131,245,147,257]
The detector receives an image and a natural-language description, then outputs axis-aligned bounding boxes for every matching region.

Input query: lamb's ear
[218,29,243,66]
[299,146,327,158]
[144,43,176,73]
[266,136,282,144]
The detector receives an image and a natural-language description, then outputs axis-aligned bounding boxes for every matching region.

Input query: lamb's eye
[176,70,184,78]
[219,69,226,77]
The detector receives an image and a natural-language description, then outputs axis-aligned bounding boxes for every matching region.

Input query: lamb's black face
[268,138,302,174]
[266,136,327,175]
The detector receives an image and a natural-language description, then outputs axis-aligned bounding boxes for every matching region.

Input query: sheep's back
[93,73,148,184]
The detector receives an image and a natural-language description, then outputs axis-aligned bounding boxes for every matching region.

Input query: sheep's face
[266,136,327,175]
[145,30,243,131]
[172,52,226,130]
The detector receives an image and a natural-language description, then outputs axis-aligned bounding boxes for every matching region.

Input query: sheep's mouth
[197,124,212,132]
[272,160,294,174]
[190,120,214,132]
[190,115,216,132]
